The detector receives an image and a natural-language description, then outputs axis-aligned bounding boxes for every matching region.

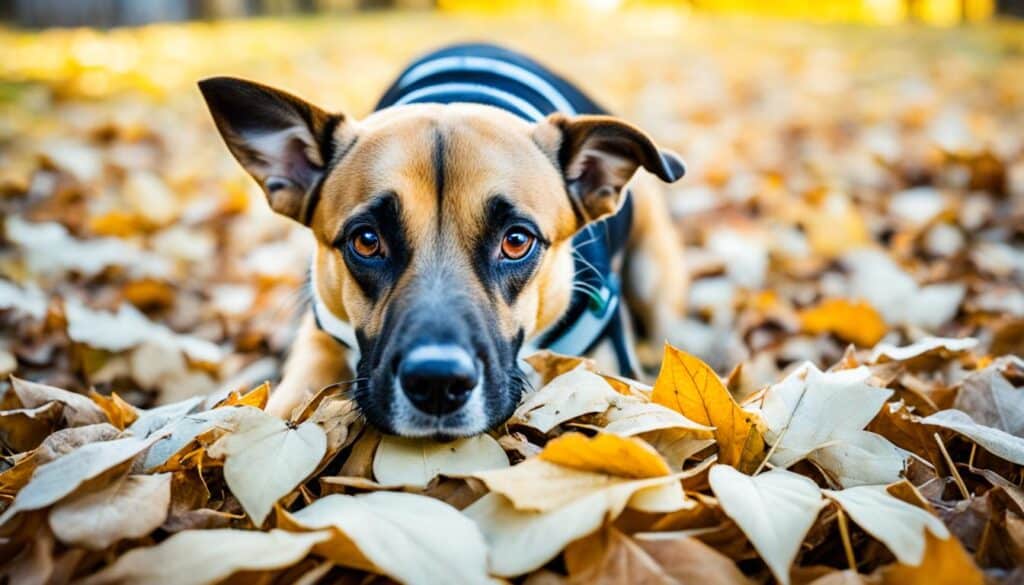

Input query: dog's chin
[354,379,493,438]
[355,376,517,440]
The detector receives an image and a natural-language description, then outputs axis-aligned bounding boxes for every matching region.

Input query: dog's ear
[198,77,349,225]
[535,114,685,224]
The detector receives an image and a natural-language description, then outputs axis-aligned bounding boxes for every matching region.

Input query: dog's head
[200,77,683,439]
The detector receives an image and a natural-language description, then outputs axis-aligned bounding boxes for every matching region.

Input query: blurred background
[1,0,1021,27]
[1,1,1022,407]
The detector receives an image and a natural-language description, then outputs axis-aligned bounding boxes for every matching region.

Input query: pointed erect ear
[198,77,350,225]
[535,113,685,225]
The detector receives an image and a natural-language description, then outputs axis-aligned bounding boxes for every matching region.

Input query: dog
[199,43,688,439]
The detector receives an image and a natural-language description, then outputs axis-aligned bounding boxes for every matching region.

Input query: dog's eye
[500,228,536,260]
[350,228,382,258]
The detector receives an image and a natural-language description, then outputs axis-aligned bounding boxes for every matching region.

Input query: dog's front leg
[266,311,353,418]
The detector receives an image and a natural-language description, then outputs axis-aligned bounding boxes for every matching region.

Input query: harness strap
[310,286,358,349]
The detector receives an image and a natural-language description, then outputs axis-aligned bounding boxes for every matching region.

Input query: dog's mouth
[349,287,528,439]
[353,345,525,440]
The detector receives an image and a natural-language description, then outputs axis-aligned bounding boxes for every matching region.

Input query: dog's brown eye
[501,228,535,260]
[351,228,382,258]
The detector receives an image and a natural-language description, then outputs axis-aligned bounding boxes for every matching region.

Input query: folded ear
[198,77,350,225]
[535,113,685,224]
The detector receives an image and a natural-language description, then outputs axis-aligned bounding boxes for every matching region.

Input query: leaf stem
[933,432,969,500]
[836,506,857,571]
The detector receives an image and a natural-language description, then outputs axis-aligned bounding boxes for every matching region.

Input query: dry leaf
[207,406,327,525]
[600,399,714,438]
[512,366,620,433]
[88,391,139,430]
[953,361,1024,435]
[0,402,63,452]
[49,472,171,549]
[128,397,205,438]
[80,529,329,585]
[876,530,984,585]
[799,299,887,347]
[283,492,489,585]
[217,382,269,410]
[758,363,904,486]
[466,458,706,576]
[35,423,122,464]
[869,337,978,364]
[651,345,764,472]
[823,484,949,565]
[142,405,250,470]
[810,429,906,488]
[566,526,752,585]
[10,376,107,427]
[0,435,157,526]
[539,433,672,478]
[63,298,222,363]
[372,433,509,487]
[921,409,1024,465]
[709,465,826,585]
[524,351,598,385]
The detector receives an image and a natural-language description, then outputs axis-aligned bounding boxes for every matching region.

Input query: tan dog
[200,43,687,439]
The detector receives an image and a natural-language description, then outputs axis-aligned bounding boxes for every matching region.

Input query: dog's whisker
[571,249,603,279]
[571,281,604,297]
[268,283,313,323]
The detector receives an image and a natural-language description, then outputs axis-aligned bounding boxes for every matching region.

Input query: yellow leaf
[217,382,270,410]
[878,531,984,585]
[89,391,139,430]
[651,345,764,473]
[88,211,147,237]
[539,433,671,479]
[799,299,888,347]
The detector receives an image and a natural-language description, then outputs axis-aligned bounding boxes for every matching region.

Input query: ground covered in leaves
[1,11,1024,585]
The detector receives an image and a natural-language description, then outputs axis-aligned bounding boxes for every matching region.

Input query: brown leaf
[0,525,55,585]
[525,351,599,385]
[953,360,1024,436]
[0,401,63,453]
[565,526,752,585]
[564,526,676,585]
[637,533,754,585]
[10,377,107,427]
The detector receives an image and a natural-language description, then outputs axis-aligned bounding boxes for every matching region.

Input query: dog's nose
[397,344,479,415]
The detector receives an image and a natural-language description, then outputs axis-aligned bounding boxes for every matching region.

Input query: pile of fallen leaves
[1,11,1024,585]
[1,342,1022,584]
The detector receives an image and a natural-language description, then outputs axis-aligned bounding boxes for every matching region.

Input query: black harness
[314,43,638,376]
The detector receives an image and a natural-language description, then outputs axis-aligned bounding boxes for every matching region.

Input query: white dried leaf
[79,529,329,585]
[0,435,158,526]
[758,364,894,467]
[64,298,222,363]
[921,409,1024,465]
[824,485,949,566]
[289,492,489,585]
[373,434,508,488]
[208,407,327,525]
[869,337,978,364]
[50,473,172,550]
[512,367,620,433]
[709,465,825,585]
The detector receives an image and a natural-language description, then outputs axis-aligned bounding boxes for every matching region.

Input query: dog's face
[200,77,683,439]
